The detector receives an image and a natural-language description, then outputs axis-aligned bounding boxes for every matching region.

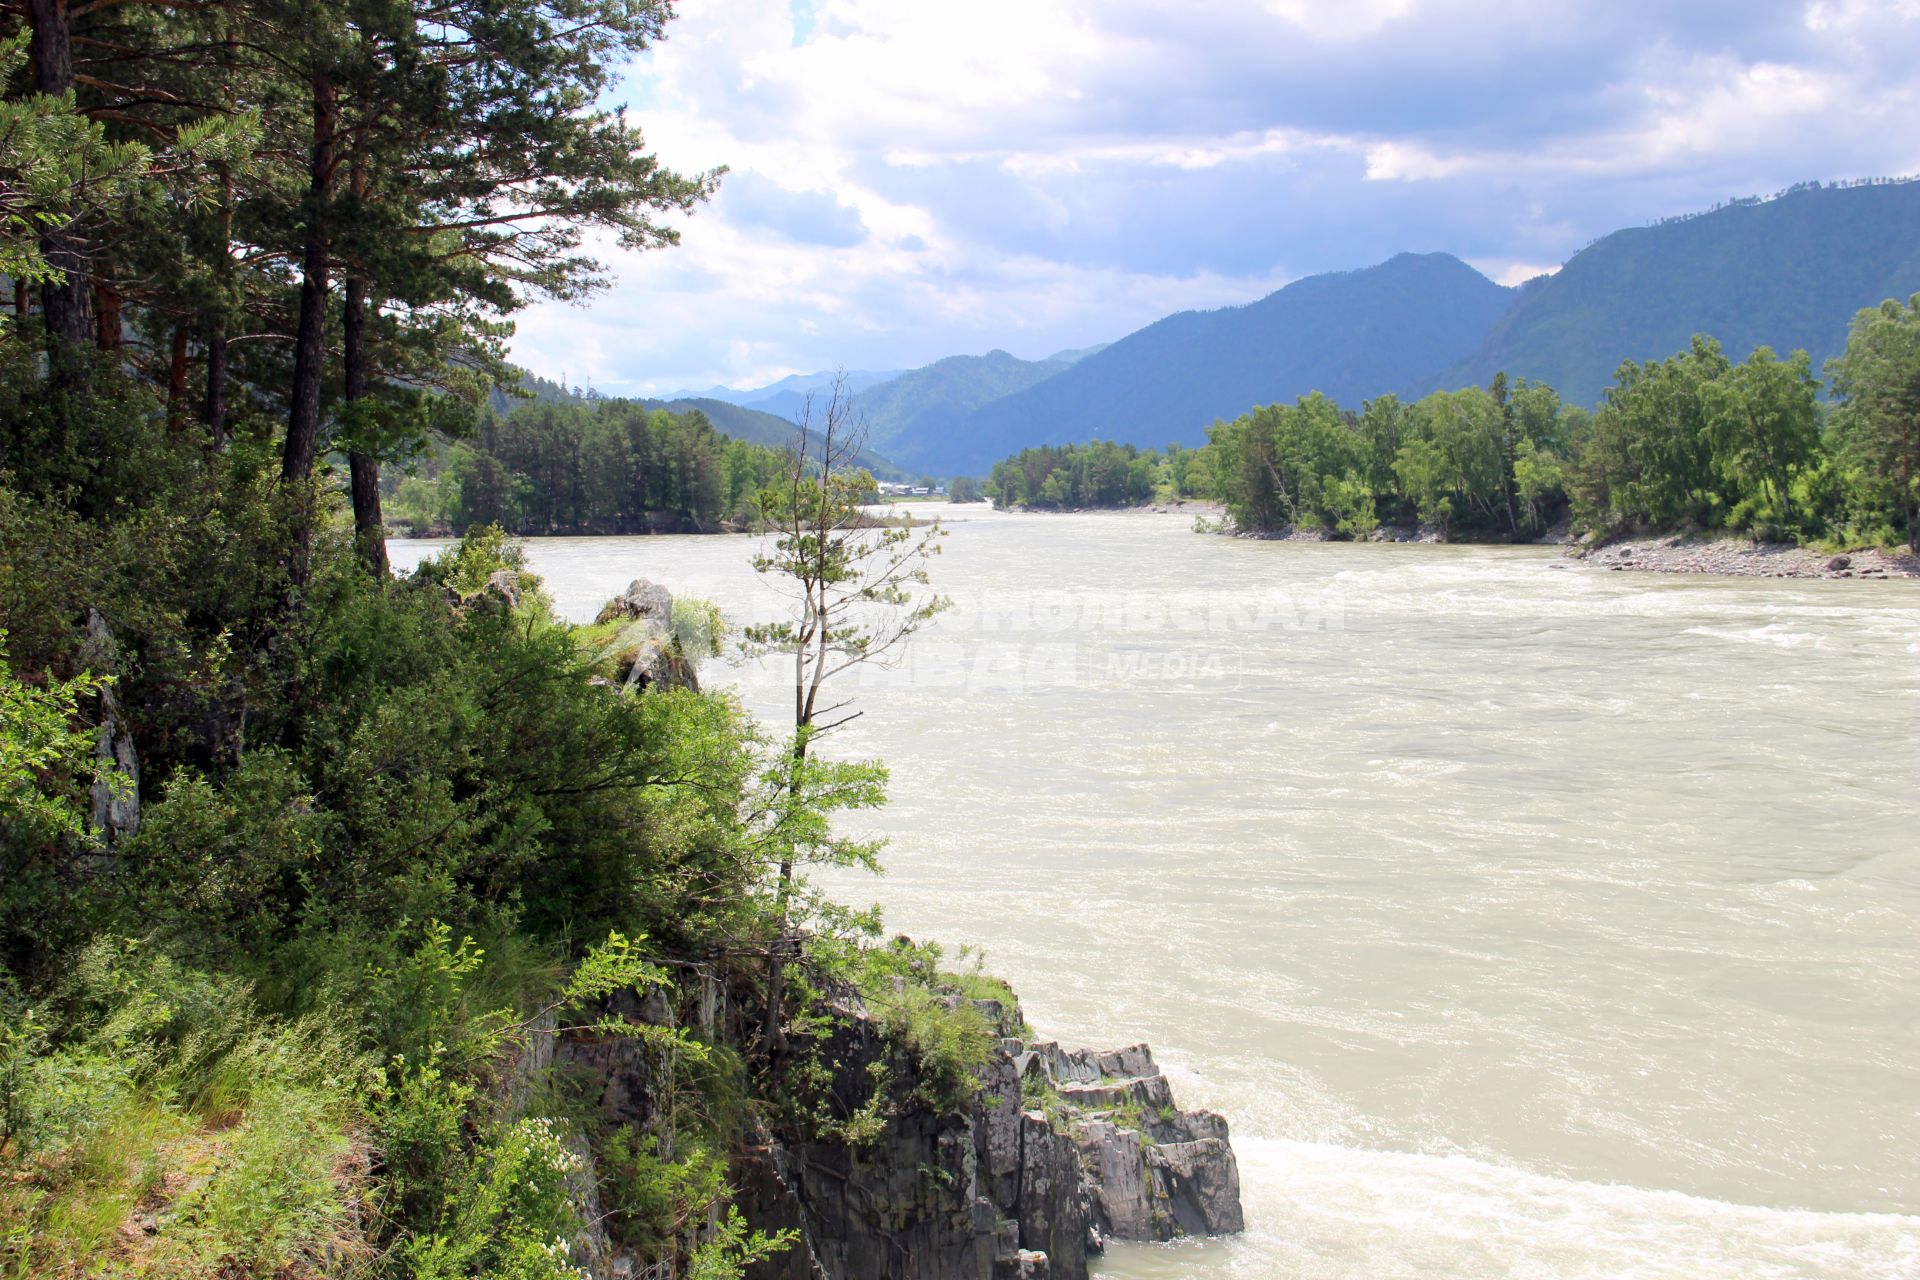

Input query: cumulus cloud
[718,173,869,248]
[508,0,1920,393]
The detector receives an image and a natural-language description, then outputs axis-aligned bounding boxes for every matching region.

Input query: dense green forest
[985,322,1920,551]
[983,440,1214,511]
[0,2,989,1277]
[386,400,793,534]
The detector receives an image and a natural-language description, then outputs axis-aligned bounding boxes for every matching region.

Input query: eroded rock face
[746,1002,1242,1280]
[525,978,1242,1280]
[1033,1043,1244,1241]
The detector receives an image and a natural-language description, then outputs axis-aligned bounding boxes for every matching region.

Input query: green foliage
[669,597,730,669]
[393,1115,589,1280]
[866,985,997,1113]
[686,1207,797,1280]
[0,35,155,289]
[0,630,107,839]
[983,439,1196,511]
[0,939,372,1278]
[0,0,942,1274]
[597,1126,727,1251]
[853,939,1000,1113]
[393,402,793,536]
[947,475,986,503]
[1827,294,1920,549]
[1203,382,1563,538]
[1183,328,1912,547]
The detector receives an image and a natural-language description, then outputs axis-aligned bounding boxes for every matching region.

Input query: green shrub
[598,1126,728,1251]
[867,984,994,1112]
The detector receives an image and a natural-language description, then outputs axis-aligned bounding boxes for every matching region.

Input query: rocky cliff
[537,975,1242,1280]
[733,990,1241,1280]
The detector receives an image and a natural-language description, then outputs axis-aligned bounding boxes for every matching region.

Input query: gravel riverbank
[1574,534,1919,579]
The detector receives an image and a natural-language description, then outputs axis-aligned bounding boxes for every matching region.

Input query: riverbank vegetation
[982,440,1215,510]
[0,1,998,1275]
[983,313,1920,551]
[385,400,794,536]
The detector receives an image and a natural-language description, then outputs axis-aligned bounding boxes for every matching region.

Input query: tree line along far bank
[981,305,1920,552]
[384,399,798,535]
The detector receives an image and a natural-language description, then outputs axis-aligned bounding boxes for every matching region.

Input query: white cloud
[1469,259,1564,287]
[1265,0,1419,42]
[1362,56,1877,184]
[504,0,1920,393]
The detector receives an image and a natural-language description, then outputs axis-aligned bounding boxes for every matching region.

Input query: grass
[0,943,375,1279]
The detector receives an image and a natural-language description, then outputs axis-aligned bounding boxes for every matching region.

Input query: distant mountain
[852,350,1072,458]
[1447,180,1920,404]
[913,252,1515,475]
[660,351,1090,471]
[635,180,1920,477]
[637,397,904,479]
[658,368,905,410]
[1045,343,1111,365]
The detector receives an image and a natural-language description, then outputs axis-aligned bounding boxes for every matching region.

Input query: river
[391,507,1920,1279]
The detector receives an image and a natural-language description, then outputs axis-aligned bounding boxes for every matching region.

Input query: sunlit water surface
[392,508,1920,1279]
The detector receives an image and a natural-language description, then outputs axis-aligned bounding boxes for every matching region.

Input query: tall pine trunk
[94,278,121,351]
[27,0,93,370]
[342,273,387,575]
[281,73,338,583]
[282,73,336,484]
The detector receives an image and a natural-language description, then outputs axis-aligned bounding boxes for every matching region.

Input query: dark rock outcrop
[741,998,1241,1280]
[1035,1043,1244,1240]
[518,975,1242,1280]
[82,608,139,842]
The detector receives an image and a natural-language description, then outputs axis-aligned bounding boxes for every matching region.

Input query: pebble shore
[1574,534,1919,580]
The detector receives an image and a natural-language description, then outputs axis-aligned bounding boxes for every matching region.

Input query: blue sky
[508,0,1920,396]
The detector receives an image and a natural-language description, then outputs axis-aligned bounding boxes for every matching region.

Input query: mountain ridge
[563,179,1920,478]
[913,251,1516,474]
[1443,179,1920,403]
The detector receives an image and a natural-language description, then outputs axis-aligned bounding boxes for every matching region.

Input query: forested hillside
[848,349,1071,461]
[386,401,793,535]
[1448,180,1920,404]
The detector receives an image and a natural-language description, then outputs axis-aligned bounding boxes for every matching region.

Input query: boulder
[591,578,699,692]
[596,578,675,627]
